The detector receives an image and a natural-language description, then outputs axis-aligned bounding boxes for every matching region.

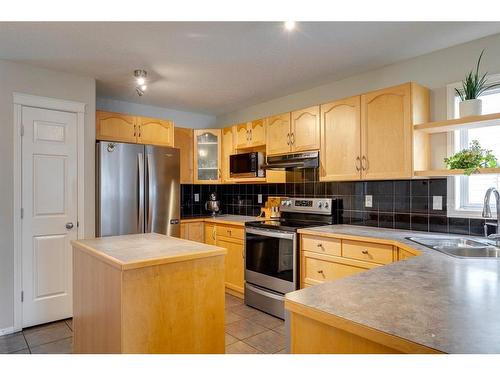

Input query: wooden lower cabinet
[217,236,245,294]
[299,234,420,288]
[204,223,245,296]
[302,251,378,286]
[180,221,204,243]
[204,223,216,245]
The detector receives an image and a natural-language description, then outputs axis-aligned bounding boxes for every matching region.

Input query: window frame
[446,73,500,218]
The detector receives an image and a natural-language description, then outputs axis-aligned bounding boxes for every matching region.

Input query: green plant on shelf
[444,140,498,176]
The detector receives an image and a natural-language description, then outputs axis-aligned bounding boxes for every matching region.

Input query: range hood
[263,151,319,170]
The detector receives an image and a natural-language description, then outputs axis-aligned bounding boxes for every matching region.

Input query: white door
[21,106,77,328]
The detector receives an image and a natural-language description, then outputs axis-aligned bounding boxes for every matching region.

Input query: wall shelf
[414,112,500,134]
[414,168,500,177]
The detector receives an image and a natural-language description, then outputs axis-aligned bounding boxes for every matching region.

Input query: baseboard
[0,326,16,336]
[225,288,244,300]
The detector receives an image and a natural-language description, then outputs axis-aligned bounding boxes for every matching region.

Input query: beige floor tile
[225,294,243,308]
[225,341,261,354]
[244,330,286,354]
[225,333,238,345]
[0,332,28,354]
[30,337,73,354]
[231,304,260,319]
[250,310,283,329]
[24,321,72,348]
[225,310,245,324]
[272,323,286,336]
[65,319,73,331]
[225,319,267,340]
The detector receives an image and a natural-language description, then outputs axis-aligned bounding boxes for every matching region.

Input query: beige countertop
[287,225,500,354]
[72,233,226,271]
[181,215,262,226]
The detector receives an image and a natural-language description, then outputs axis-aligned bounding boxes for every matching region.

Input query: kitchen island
[72,233,226,354]
[285,225,500,354]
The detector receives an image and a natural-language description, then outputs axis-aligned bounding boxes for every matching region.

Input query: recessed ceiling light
[284,21,296,31]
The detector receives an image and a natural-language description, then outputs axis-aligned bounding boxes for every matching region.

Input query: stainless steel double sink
[407,237,500,258]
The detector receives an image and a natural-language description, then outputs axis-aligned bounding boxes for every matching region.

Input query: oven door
[245,227,297,294]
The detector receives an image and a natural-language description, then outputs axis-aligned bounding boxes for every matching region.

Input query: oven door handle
[245,227,296,240]
[246,283,285,301]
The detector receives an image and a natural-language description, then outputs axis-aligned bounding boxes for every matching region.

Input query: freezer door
[145,145,180,236]
[96,141,145,237]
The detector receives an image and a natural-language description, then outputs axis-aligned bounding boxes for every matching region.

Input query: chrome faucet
[482,187,500,245]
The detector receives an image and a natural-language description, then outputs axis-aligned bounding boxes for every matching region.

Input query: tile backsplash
[181,170,489,236]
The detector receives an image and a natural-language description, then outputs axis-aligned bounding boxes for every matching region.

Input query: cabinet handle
[250,129,252,141]
[317,270,325,278]
[355,156,361,171]
[317,243,324,250]
[246,129,250,141]
[287,133,290,145]
[138,125,141,138]
[134,124,137,137]
[291,133,295,145]
[362,250,369,254]
[218,168,221,179]
[361,156,368,171]
[212,228,216,240]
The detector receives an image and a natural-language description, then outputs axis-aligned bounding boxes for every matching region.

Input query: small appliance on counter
[260,196,285,219]
[205,192,221,217]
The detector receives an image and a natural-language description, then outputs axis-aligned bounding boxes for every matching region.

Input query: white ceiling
[1,22,500,115]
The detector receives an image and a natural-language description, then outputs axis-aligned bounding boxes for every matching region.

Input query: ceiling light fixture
[284,21,296,31]
[134,69,148,96]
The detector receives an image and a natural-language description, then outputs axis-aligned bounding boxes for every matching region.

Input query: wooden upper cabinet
[360,83,418,180]
[221,127,234,183]
[174,127,194,184]
[193,129,222,184]
[234,124,249,149]
[266,113,292,156]
[320,97,361,181]
[96,111,137,143]
[234,119,266,150]
[138,117,174,147]
[249,119,266,147]
[291,106,320,152]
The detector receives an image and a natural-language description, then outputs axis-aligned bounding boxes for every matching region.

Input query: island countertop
[286,225,500,354]
[71,233,226,271]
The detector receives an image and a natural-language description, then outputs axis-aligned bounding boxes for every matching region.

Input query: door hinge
[21,291,24,302]
[20,208,24,219]
[20,125,24,137]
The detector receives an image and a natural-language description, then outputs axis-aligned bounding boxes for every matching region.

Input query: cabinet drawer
[302,252,373,285]
[301,235,341,256]
[216,225,244,240]
[342,240,394,264]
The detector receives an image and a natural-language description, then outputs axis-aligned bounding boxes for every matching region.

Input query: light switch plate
[365,195,373,208]
[194,193,199,202]
[257,194,263,204]
[433,195,443,210]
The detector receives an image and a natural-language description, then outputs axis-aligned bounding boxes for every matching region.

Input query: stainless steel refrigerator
[96,141,180,237]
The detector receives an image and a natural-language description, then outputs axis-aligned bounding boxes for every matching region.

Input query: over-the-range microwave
[229,152,266,178]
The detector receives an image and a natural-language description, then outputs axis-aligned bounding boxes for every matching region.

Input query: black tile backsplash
[181,171,489,237]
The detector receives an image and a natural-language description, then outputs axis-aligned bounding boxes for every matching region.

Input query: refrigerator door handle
[145,153,153,232]
[138,153,144,233]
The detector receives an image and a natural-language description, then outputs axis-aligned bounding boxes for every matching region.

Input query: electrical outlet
[433,196,443,210]
[257,194,263,204]
[365,195,373,208]
[194,193,199,202]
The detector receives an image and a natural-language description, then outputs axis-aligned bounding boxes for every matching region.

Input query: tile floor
[0,294,286,354]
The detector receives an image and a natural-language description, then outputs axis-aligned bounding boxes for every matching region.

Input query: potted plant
[444,140,497,175]
[455,49,500,118]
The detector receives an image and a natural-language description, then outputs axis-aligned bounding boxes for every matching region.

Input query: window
[447,75,500,218]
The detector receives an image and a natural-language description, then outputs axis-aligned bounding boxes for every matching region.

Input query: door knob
[66,222,74,230]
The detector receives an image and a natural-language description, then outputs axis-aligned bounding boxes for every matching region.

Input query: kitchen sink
[407,237,500,258]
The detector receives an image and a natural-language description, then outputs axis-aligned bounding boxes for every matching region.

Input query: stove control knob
[318,202,323,208]
[324,201,329,209]
[286,201,292,207]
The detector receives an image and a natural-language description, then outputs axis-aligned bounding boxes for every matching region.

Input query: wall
[0,60,96,332]
[97,97,216,129]
[181,174,488,237]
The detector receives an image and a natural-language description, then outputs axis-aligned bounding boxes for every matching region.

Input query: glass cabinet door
[194,129,221,183]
